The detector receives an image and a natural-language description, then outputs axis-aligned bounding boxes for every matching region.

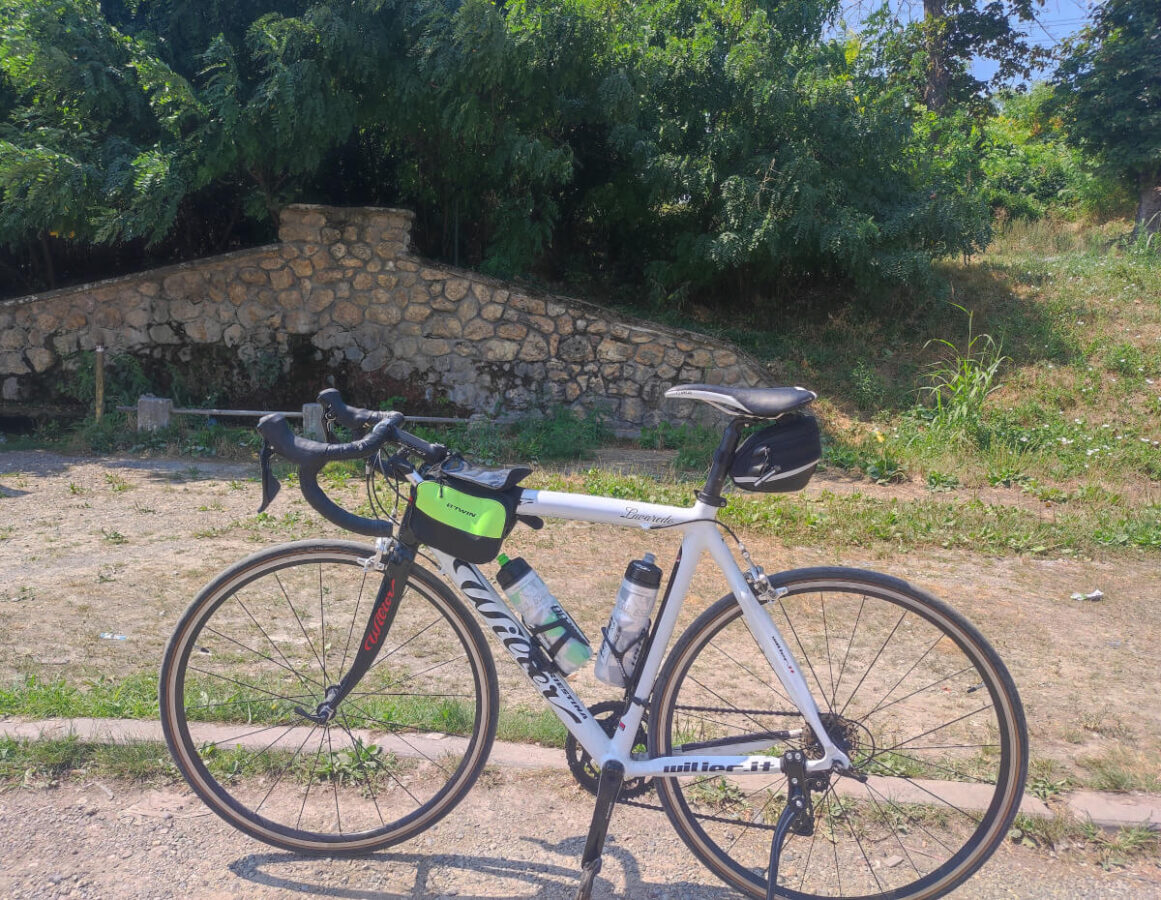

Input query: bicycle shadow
[229,834,738,899]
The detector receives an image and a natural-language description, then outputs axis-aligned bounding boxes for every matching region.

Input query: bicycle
[159,383,1028,900]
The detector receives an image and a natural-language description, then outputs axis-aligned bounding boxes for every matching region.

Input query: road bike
[160,384,1028,900]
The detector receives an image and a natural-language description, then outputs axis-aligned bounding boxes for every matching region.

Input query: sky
[973,0,1098,82]
[839,0,1100,83]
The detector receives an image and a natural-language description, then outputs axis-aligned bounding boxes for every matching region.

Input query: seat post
[697,418,746,507]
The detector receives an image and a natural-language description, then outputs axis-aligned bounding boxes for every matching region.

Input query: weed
[922,306,1009,436]
[988,468,1032,488]
[1078,747,1161,793]
[317,738,394,785]
[1028,774,1069,801]
[1079,819,1161,870]
[925,471,960,492]
[851,359,887,411]
[639,421,720,469]
[1009,810,1076,850]
[100,529,128,545]
[104,473,131,493]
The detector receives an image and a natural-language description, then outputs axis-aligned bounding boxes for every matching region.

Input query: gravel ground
[1,771,1158,900]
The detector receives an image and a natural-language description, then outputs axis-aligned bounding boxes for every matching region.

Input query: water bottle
[594,553,662,687]
[496,554,592,675]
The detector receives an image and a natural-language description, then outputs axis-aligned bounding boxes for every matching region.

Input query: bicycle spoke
[254,723,321,816]
[338,565,371,676]
[229,595,326,693]
[186,666,319,707]
[656,573,1025,900]
[343,699,456,776]
[836,606,907,719]
[776,593,840,715]
[318,565,330,686]
[336,712,388,829]
[275,572,328,679]
[829,594,866,717]
[163,545,495,852]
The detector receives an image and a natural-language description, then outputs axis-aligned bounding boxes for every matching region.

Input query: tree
[0,0,202,284]
[0,0,996,303]
[861,0,1048,114]
[1053,0,1161,236]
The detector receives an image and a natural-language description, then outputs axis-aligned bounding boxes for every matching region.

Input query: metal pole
[94,346,106,424]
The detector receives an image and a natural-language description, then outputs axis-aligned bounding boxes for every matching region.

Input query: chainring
[564,700,653,799]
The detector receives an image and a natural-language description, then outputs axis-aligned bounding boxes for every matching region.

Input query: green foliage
[921,306,1008,437]
[1,0,998,303]
[980,86,1127,221]
[1053,0,1161,232]
[639,421,720,470]
[425,404,611,464]
[0,0,202,247]
[856,1,1049,116]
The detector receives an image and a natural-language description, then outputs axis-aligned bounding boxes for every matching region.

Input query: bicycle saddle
[665,383,816,418]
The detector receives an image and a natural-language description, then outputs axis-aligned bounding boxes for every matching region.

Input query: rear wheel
[160,540,498,854]
[650,567,1027,900]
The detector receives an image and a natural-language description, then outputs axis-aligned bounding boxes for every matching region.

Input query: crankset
[565,700,653,799]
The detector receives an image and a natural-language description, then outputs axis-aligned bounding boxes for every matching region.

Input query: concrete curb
[3,716,1159,832]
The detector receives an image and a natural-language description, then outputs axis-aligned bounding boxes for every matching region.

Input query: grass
[0,674,569,749]
[1078,747,1161,794]
[0,735,177,784]
[639,219,1159,500]
[525,468,1161,557]
[1010,810,1161,870]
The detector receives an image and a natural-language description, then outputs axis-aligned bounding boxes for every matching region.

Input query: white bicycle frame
[418,484,852,780]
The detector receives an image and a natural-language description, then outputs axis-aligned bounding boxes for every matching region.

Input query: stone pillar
[301,403,325,441]
[137,396,173,431]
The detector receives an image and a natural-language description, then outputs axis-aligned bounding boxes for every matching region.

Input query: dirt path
[1,771,1159,900]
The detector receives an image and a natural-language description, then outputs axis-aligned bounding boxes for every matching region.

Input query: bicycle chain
[564,700,654,799]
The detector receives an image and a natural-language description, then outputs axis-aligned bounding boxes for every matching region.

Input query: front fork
[295,538,415,724]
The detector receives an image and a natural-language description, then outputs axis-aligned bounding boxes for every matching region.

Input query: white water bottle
[496,554,592,675]
[594,553,662,687]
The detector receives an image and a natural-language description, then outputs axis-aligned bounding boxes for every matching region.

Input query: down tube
[434,552,611,753]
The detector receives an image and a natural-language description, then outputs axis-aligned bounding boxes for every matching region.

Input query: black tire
[650,567,1027,900]
[160,540,498,854]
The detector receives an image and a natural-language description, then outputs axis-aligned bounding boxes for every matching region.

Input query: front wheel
[650,567,1027,900]
[160,540,498,854]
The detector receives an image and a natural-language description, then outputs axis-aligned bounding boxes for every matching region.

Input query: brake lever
[257,442,281,512]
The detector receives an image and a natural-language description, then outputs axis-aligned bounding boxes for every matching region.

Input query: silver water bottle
[594,553,662,686]
[496,554,592,675]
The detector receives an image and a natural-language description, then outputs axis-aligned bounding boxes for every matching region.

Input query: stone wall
[1,205,770,431]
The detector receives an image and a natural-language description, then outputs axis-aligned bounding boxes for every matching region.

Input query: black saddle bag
[731,414,821,493]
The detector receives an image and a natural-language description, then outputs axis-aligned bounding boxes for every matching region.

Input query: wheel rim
[653,574,1025,900]
[162,545,495,852]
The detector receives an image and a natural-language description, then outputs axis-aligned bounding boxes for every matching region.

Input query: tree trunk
[1137,170,1161,237]
[924,0,949,113]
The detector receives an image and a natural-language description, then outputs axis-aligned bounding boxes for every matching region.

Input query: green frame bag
[403,478,518,564]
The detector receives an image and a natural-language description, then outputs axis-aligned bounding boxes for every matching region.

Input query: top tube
[517,488,721,529]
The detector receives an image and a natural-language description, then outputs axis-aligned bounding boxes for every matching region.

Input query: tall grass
[922,306,1009,437]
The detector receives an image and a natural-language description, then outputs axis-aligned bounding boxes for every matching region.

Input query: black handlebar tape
[317,388,382,432]
[256,413,400,537]
[316,388,448,464]
[257,412,402,465]
[395,430,448,464]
